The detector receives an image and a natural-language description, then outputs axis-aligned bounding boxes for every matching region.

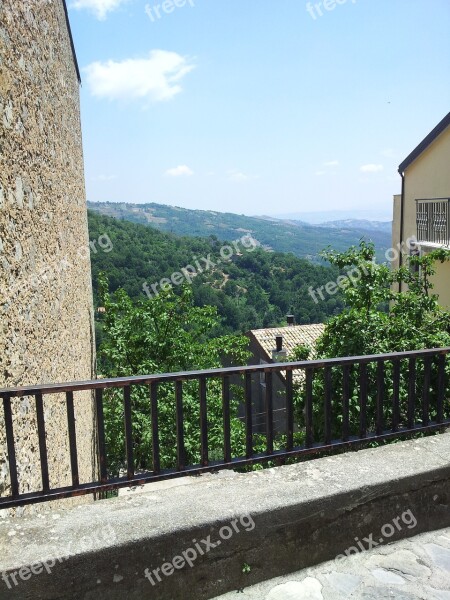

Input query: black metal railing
[0,348,449,509]
[417,198,450,245]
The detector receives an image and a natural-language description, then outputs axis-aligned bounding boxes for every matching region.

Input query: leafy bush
[293,242,450,441]
[98,275,264,475]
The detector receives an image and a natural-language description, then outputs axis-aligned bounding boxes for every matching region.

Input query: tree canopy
[293,241,450,443]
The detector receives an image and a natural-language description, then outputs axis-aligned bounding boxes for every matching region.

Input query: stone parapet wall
[0,431,449,599]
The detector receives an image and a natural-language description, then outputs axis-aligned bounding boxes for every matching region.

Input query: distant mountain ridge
[87,201,391,262]
[271,210,392,223]
[320,219,392,233]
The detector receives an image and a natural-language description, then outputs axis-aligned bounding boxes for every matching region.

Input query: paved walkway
[213,527,450,599]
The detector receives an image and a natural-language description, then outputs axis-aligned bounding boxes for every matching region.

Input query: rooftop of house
[248,323,325,362]
[398,111,450,174]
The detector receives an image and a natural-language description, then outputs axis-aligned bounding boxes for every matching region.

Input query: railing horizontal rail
[0,422,448,510]
[0,347,448,398]
[1,347,449,509]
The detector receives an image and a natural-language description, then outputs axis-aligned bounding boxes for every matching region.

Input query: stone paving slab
[212,527,450,600]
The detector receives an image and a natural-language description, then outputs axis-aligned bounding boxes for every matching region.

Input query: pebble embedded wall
[0,0,96,510]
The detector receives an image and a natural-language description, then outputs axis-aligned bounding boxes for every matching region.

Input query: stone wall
[0,432,448,599]
[0,0,96,510]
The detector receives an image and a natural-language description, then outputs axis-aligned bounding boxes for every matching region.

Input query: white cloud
[84,50,195,103]
[227,170,257,182]
[315,170,326,176]
[165,165,194,177]
[324,160,339,167]
[360,164,384,173]
[70,0,129,20]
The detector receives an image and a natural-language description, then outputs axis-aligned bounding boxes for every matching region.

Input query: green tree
[98,274,254,475]
[293,242,450,441]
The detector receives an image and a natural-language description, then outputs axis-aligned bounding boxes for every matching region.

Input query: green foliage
[98,276,258,475]
[89,210,343,339]
[293,241,450,441]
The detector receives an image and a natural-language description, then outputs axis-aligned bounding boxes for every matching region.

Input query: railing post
[150,383,160,474]
[408,358,416,429]
[392,360,400,433]
[175,381,185,471]
[376,361,385,436]
[123,386,135,480]
[342,365,350,442]
[265,371,274,455]
[324,367,332,445]
[222,376,232,463]
[66,391,80,487]
[199,377,209,466]
[305,368,314,448]
[95,389,108,484]
[245,373,253,459]
[359,363,368,438]
[35,392,50,493]
[3,395,19,497]
[285,369,294,451]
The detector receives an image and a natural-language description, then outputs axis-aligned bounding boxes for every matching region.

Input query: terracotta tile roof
[249,324,325,360]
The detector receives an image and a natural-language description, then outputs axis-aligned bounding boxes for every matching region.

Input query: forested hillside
[87,201,391,262]
[88,211,343,337]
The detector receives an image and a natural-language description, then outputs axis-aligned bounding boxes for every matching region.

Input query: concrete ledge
[0,432,449,599]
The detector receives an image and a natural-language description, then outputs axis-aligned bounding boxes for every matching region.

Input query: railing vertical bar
[437,354,445,423]
[199,377,209,466]
[408,358,416,429]
[286,369,294,451]
[324,367,332,445]
[265,371,274,454]
[305,368,314,448]
[422,356,431,427]
[95,388,108,484]
[150,383,160,474]
[66,391,79,487]
[376,361,385,436]
[342,365,350,442]
[392,360,400,433]
[3,396,19,497]
[35,392,50,493]
[359,363,368,438]
[245,372,253,459]
[222,376,231,463]
[123,386,134,480]
[175,381,185,471]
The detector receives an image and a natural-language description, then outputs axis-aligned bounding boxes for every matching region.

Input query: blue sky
[69,0,450,220]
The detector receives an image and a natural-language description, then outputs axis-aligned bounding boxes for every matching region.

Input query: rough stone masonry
[0,0,96,511]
